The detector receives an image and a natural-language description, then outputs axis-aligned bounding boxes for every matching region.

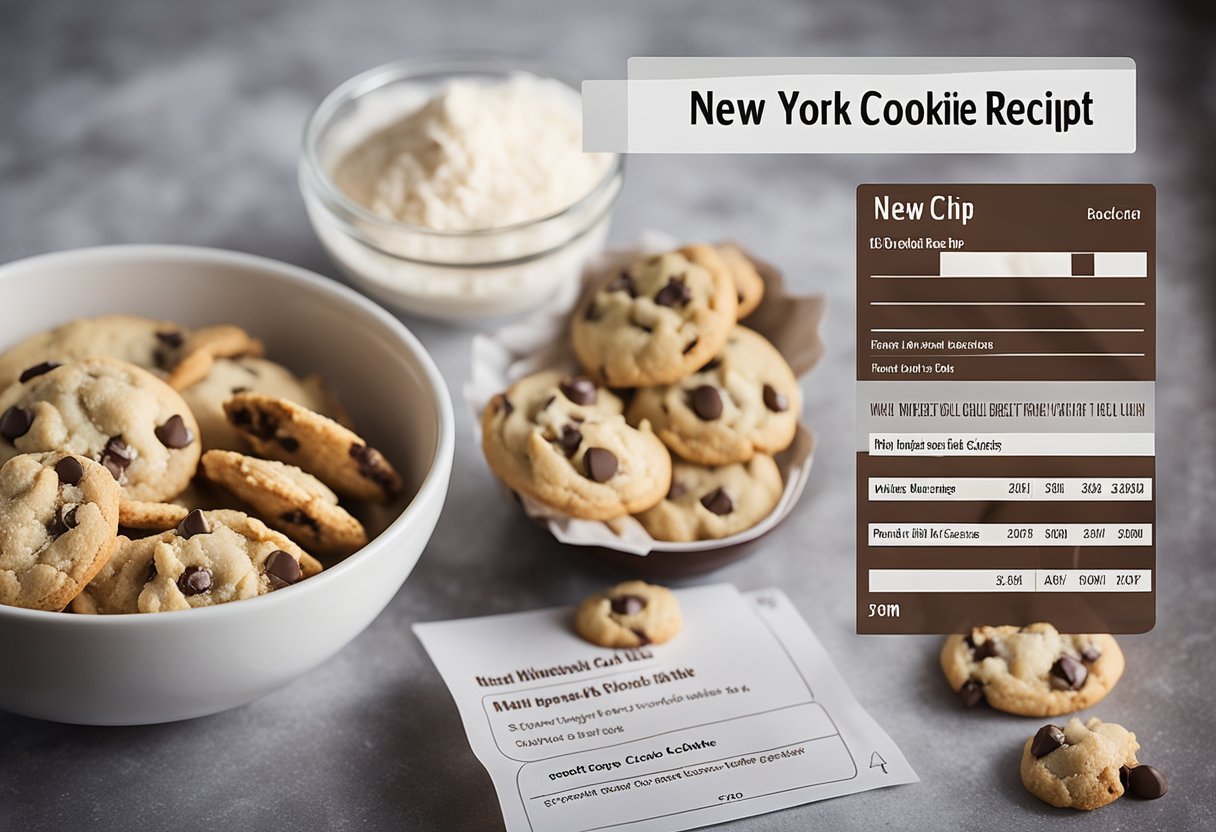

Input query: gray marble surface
[1,1,1213,830]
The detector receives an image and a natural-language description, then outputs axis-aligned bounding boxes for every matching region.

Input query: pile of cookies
[481,244,801,542]
[941,623,1168,811]
[0,315,402,614]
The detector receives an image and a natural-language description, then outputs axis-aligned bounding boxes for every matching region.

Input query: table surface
[1,1,1213,830]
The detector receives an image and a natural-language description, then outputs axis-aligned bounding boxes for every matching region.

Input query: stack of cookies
[0,315,402,614]
[482,244,801,542]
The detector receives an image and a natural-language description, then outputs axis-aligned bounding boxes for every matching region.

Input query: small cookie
[162,325,265,391]
[571,245,738,387]
[717,244,764,318]
[0,358,202,502]
[1021,717,1139,810]
[941,623,1124,716]
[72,509,322,614]
[0,315,181,391]
[481,371,671,520]
[635,455,783,541]
[626,327,800,465]
[181,357,347,452]
[574,581,682,648]
[0,453,120,611]
[201,450,368,558]
[223,393,402,503]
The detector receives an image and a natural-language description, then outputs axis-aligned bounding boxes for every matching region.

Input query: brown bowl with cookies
[468,236,824,577]
[0,245,454,724]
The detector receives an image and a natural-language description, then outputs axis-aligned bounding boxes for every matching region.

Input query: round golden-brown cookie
[223,393,402,503]
[72,509,321,614]
[181,356,347,452]
[574,581,682,648]
[0,358,202,503]
[940,623,1124,716]
[0,453,121,611]
[635,455,783,541]
[481,371,671,521]
[201,450,368,558]
[716,244,764,319]
[626,327,800,465]
[571,245,738,387]
[1020,717,1139,810]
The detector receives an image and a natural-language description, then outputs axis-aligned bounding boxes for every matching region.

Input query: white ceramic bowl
[0,246,454,725]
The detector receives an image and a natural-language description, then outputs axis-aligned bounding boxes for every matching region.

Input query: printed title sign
[583,58,1135,153]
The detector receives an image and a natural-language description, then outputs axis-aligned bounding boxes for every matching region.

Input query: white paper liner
[465,231,826,556]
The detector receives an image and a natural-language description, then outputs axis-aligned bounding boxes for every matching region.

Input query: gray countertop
[1,1,1213,830]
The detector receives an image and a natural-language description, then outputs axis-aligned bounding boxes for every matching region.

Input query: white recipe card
[414,585,917,831]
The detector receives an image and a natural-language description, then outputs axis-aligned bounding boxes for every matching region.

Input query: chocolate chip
[1049,655,1088,690]
[265,550,302,590]
[176,509,211,539]
[690,385,723,421]
[654,278,692,308]
[558,424,582,457]
[1031,724,1067,758]
[50,504,79,536]
[154,415,194,449]
[667,481,687,500]
[700,487,733,515]
[610,594,647,616]
[350,443,399,496]
[582,447,617,482]
[763,384,789,413]
[19,361,60,383]
[277,435,300,452]
[54,456,84,486]
[631,628,651,646]
[155,330,185,349]
[965,634,997,661]
[281,509,320,532]
[177,566,212,596]
[1081,646,1102,663]
[958,679,984,707]
[145,559,158,584]
[1120,765,1133,789]
[0,406,33,441]
[584,302,601,322]
[682,339,699,355]
[560,377,597,406]
[99,436,136,482]
[1127,765,1168,799]
[607,271,637,297]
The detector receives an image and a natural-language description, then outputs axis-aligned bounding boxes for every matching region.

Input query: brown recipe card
[856,184,1156,634]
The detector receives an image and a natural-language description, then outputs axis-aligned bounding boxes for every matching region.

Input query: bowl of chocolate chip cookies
[473,240,824,576]
[0,245,454,724]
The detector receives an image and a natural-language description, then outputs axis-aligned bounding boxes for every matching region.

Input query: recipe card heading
[583,58,1135,154]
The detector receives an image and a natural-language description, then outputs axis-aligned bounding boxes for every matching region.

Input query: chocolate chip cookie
[717,244,765,319]
[201,450,368,558]
[0,358,201,502]
[160,324,265,391]
[626,326,800,465]
[941,623,1124,716]
[72,509,322,614]
[0,452,121,610]
[574,580,682,648]
[635,455,783,542]
[1021,717,1139,810]
[181,357,346,452]
[481,371,671,520]
[571,245,738,387]
[0,315,261,392]
[223,393,401,503]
